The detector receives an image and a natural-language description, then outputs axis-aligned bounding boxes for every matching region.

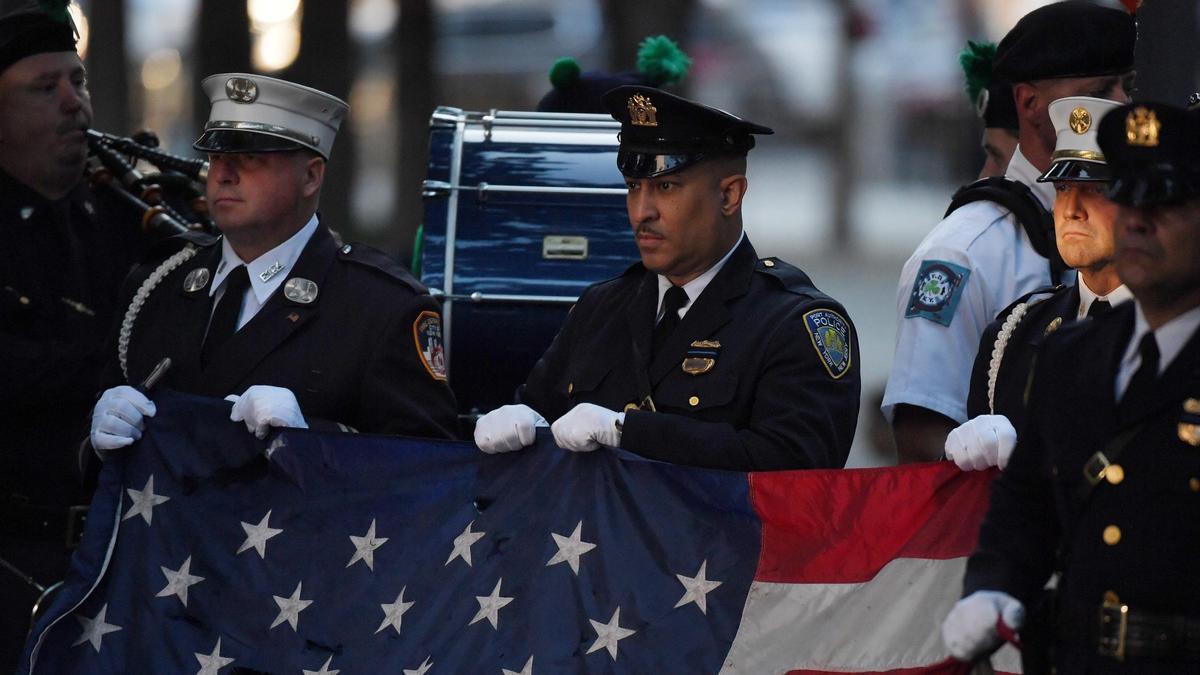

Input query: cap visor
[616,150,704,179]
[193,129,306,155]
[1037,159,1110,183]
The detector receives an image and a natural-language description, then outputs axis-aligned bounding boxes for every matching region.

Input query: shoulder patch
[339,242,425,293]
[803,308,852,379]
[905,259,971,326]
[412,310,447,380]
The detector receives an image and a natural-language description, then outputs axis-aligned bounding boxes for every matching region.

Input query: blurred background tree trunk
[281,0,354,237]
[391,0,436,261]
[86,0,129,135]
[192,2,251,137]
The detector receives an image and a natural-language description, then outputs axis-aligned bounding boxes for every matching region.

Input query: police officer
[0,5,149,667]
[943,101,1200,673]
[947,96,1132,471]
[88,73,458,450]
[883,1,1135,463]
[958,40,1018,179]
[473,86,860,471]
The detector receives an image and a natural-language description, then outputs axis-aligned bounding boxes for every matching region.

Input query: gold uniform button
[1102,525,1122,546]
[567,383,574,395]
[18,296,29,305]
[1189,477,1200,492]
[688,396,700,407]
[1105,464,1125,485]
[763,260,775,268]
[623,402,639,413]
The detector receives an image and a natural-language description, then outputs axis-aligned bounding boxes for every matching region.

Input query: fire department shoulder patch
[412,311,448,381]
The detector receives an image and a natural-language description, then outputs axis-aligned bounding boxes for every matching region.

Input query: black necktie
[201,265,250,367]
[1087,299,1112,319]
[1120,332,1160,409]
[652,285,688,358]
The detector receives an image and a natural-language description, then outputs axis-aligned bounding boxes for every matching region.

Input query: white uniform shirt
[882,147,1064,424]
[1075,276,1133,320]
[1115,302,1200,400]
[655,230,745,322]
[208,214,320,332]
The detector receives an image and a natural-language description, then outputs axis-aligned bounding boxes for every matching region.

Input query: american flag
[22,391,1018,674]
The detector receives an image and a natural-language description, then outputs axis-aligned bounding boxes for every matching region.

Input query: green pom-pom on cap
[37,0,72,24]
[959,40,998,105]
[637,35,691,86]
[548,57,581,89]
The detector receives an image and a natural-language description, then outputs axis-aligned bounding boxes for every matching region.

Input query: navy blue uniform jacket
[521,238,860,471]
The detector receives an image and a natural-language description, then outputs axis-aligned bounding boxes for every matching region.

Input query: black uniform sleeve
[620,301,861,471]
[963,346,1060,605]
[350,293,459,439]
[518,293,589,421]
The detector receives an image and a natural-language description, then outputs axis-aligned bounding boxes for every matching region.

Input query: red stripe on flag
[750,463,995,583]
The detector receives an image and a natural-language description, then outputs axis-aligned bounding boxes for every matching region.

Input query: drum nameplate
[543,236,589,260]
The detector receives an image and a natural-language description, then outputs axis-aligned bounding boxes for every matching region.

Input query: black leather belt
[0,495,89,548]
[1093,594,1200,662]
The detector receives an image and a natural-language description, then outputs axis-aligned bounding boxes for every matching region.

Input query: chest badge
[283,277,318,304]
[1178,398,1200,446]
[182,268,211,294]
[1044,316,1064,336]
[682,339,720,376]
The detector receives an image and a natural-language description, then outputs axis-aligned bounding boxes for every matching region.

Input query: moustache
[636,225,664,238]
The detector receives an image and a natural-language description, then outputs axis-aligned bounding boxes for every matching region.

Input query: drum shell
[420,108,639,417]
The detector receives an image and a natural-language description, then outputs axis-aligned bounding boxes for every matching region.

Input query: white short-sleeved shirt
[882,147,1064,424]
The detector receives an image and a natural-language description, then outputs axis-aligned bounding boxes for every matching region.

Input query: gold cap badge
[1069,107,1092,134]
[1125,106,1160,147]
[628,93,658,127]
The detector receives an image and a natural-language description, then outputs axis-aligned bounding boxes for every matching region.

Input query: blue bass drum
[420,107,638,419]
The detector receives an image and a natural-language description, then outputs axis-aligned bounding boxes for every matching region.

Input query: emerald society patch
[905,260,970,326]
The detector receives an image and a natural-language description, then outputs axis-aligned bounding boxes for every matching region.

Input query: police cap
[993,1,1135,84]
[1038,96,1120,183]
[1097,101,1200,207]
[193,73,349,160]
[602,85,773,179]
[0,5,76,76]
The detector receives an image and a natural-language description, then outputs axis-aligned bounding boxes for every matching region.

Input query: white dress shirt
[655,230,746,322]
[1115,301,1200,401]
[208,214,320,332]
[1076,276,1132,320]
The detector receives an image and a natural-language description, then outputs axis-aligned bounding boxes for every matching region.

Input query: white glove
[90,386,157,457]
[225,385,308,439]
[944,415,1018,471]
[942,590,1025,661]
[473,404,547,454]
[551,403,624,452]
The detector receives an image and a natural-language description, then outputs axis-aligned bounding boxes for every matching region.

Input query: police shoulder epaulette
[337,242,424,293]
[755,257,817,295]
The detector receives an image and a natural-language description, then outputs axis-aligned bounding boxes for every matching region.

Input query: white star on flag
[123,474,169,525]
[347,518,388,570]
[194,637,235,675]
[469,578,514,630]
[404,655,433,675]
[72,603,121,652]
[303,655,340,675]
[271,581,313,631]
[545,520,596,575]
[674,559,723,614]
[501,655,534,675]
[376,586,415,635]
[445,520,485,566]
[238,510,283,558]
[157,555,205,607]
[587,607,636,661]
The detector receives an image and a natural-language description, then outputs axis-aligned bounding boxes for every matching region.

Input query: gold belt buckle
[1083,451,1112,486]
[1098,591,1129,661]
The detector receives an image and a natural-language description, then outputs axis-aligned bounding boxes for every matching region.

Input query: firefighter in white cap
[88,73,458,450]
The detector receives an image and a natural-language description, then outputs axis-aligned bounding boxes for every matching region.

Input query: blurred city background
[62,0,1200,465]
